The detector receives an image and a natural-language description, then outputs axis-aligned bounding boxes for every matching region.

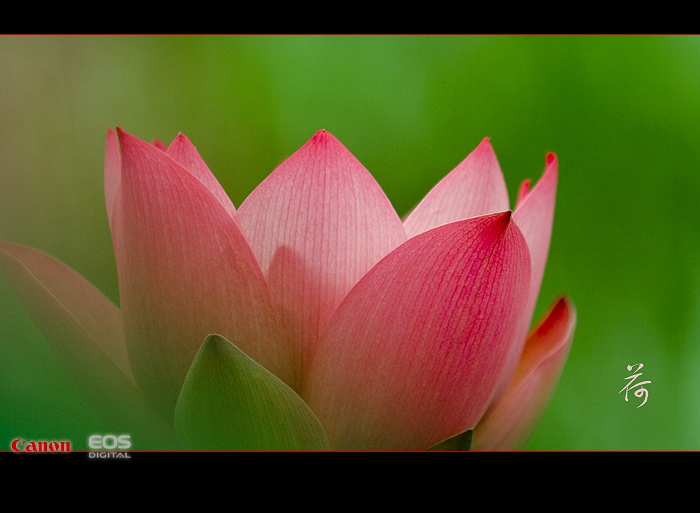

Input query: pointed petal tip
[549,295,577,329]
[494,209,513,225]
[402,138,508,237]
[483,210,515,238]
[527,295,576,360]
[555,294,573,311]
[171,132,188,145]
[543,153,559,180]
[115,127,134,147]
[115,127,169,153]
[116,128,154,155]
[115,127,144,147]
[477,136,494,149]
[472,137,497,159]
[310,128,338,144]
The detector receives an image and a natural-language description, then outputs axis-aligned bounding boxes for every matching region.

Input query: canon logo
[11,439,71,452]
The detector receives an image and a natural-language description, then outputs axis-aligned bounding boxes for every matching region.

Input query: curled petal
[473,297,575,450]
[304,212,530,450]
[0,242,177,447]
[236,130,407,386]
[114,128,291,416]
[403,138,510,238]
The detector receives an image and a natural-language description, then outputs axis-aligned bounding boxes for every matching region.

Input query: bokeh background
[1,36,699,450]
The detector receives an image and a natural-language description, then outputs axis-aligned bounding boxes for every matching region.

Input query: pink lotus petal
[0,242,177,446]
[114,128,292,416]
[514,153,558,316]
[491,153,559,403]
[0,241,132,381]
[166,133,237,218]
[403,138,510,238]
[473,296,575,450]
[236,130,407,387]
[304,212,530,450]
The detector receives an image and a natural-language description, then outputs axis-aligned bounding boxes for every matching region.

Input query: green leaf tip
[174,334,330,450]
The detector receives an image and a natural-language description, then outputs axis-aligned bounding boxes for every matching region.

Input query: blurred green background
[1,36,699,450]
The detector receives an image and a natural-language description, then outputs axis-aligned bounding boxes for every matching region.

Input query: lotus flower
[0,128,575,450]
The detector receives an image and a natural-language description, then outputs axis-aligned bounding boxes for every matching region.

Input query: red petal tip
[546,152,556,165]
[306,129,347,151]
[310,129,334,142]
[475,137,494,151]
[485,210,514,237]
[152,139,167,152]
[168,132,188,149]
[495,209,512,224]
[553,295,575,316]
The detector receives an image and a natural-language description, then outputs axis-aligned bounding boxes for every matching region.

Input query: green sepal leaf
[428,429,474,451]
[174,334,330,450]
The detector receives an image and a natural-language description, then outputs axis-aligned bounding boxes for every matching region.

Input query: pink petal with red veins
[166,133,237,218]
[114,128,291,416]
[403,138,510,238]
[473,296,575,450]
[236,130,407,386]
[304,212,530,450]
